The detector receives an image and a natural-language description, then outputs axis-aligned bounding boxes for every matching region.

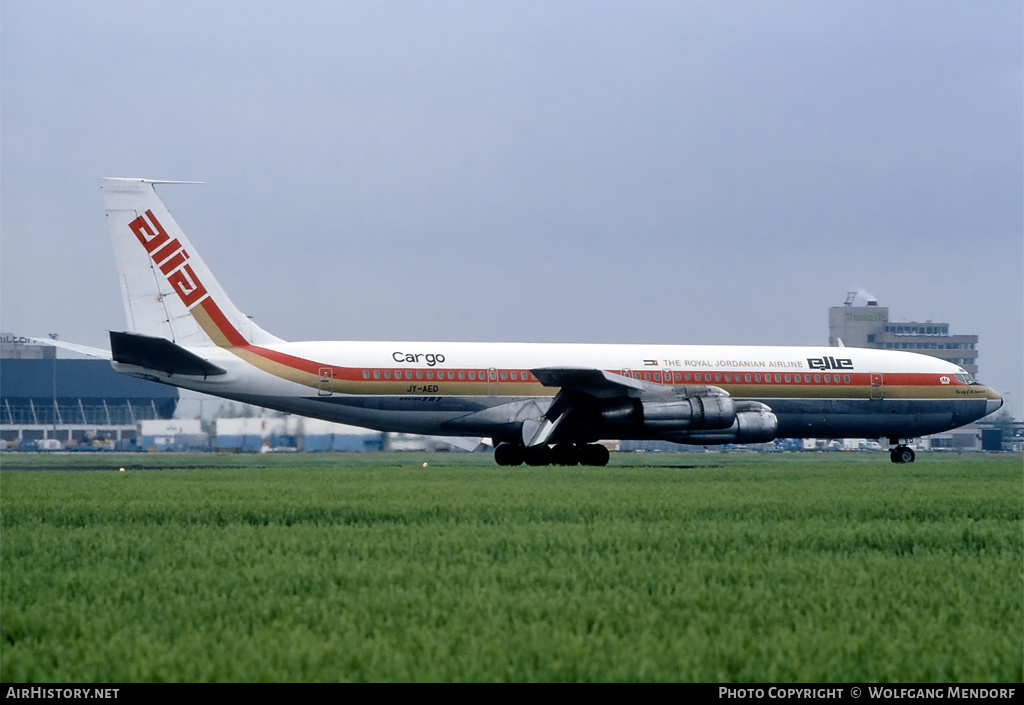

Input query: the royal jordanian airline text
[665,358,853,370]
[675,359,808,369]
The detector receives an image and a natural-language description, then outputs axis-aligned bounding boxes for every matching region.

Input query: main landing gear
[494,443,610,467]
[888,439,916,464]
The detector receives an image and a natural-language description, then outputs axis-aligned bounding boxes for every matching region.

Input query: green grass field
[2,451,1021,682]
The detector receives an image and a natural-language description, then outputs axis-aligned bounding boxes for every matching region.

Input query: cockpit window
[954,369,976,385]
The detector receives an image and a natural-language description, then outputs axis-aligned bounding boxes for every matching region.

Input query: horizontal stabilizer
[29,337,112,360]
[110,331,227,376]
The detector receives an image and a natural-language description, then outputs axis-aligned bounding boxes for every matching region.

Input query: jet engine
[674,401,778,444]
[599,393,736,431]
[598,391,777,444]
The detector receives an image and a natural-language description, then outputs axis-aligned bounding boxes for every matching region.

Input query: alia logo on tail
[128,209,209,308]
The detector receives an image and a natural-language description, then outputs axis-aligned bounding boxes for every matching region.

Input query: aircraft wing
[524,368,646,446]
[524,366,733,447]
[530,367,646,398]
[531,366,729,400]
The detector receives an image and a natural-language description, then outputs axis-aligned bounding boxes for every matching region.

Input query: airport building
[0,334,178,449]
[828,293,979,376]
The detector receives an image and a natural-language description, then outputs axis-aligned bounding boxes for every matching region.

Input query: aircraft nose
[985,392,1003,417]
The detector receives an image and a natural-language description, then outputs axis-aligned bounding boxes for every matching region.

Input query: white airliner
[92,178,1001,465]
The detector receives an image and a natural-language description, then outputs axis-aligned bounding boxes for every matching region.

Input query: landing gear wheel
[551,443,580,466]
[494,443,524,466]
[524,445,553,466]
[889,445,916,464]
[580,444,610,467]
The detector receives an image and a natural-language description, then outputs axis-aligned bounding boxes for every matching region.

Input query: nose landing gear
[888,439,916,464]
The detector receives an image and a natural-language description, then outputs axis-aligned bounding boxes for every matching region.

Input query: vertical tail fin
[100,178,281,348]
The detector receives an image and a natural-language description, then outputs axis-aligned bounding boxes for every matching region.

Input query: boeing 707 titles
[89,179,1001,465]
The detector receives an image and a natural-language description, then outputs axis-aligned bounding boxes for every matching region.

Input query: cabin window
[458,371,465,380]
[416,371,423,380]
[500,371,508,381]
[844,375,850,383]
[373,370,381,379]
[744,374,751,382]
[675,373,682,382]
[469,371,476,380]
[426,371,433,380]
[684,374,691,382]
[362,370,369,380]
[775,374,781,383]
[754,374,761,382]
[724,374,731,382]
[784,374,791,383]
[814,374,820,383]
[448,371,455,380]
[384,370,391,379]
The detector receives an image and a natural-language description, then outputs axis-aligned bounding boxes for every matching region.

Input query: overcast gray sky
[3,1,1022,417]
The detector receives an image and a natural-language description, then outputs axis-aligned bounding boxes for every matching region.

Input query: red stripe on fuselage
[197,297,328,376]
